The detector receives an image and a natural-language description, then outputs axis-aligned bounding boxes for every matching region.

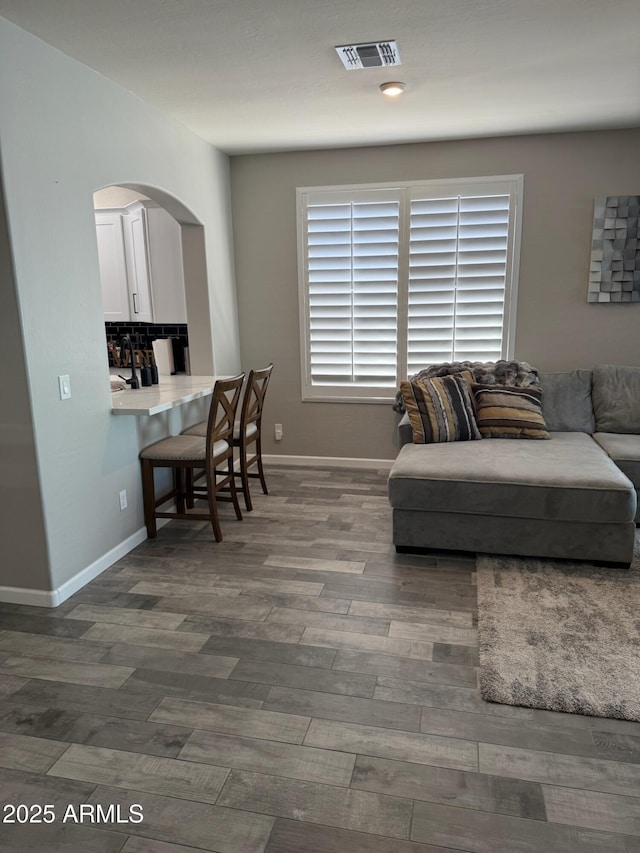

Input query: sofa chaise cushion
[388,432,637,524]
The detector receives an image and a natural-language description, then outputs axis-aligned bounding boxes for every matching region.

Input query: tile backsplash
[106,321,189,372]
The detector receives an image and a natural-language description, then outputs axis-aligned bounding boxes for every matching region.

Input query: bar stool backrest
[240,363,274,439]
[207,374,245,453]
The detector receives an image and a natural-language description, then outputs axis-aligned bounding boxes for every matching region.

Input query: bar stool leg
[239,444,253,512]
[205,465,223,542]
[229,455,243,521]
[256,437,269,495]
[141,460,157,539]
[185,469,195,509]
[175,468,186,514]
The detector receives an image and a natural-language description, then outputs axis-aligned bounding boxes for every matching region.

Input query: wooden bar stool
[182,364,273,511]
[234,363,273,510]
[139,373,244,541]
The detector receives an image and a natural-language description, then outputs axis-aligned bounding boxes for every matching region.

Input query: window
[297,175,523,402]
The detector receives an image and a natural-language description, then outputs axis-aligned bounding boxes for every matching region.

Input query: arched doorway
[93,183,213,376]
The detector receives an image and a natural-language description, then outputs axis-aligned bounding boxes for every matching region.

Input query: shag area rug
[476,534,640,721]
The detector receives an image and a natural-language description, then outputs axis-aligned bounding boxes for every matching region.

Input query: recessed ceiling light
[380,81,406,97]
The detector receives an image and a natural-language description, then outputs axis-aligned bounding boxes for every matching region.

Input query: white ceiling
[1,0,639,154]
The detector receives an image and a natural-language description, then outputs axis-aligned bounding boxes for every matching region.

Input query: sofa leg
[596,560,632,570]
[395,545,432,555]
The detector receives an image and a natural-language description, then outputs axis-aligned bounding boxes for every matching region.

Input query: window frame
[297,174,524,404]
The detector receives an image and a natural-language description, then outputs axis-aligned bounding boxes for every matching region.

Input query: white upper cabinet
[145,206,187,324]
[95,201,187,324]
[123,205,154,323]
[95,212,130,322]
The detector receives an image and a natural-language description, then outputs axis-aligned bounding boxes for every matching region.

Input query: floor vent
[335,40,401,70]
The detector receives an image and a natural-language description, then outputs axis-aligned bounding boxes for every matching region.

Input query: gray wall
[231,128,640,460]
[0,166,50,590]
[0,18,241,597]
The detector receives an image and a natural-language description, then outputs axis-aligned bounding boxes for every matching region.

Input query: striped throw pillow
[401,373,481,444]
[473,384,549,439]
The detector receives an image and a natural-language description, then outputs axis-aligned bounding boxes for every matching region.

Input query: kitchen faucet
[120,335,139,389]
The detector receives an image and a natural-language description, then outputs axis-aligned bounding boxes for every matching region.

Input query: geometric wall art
[588,195,640,303]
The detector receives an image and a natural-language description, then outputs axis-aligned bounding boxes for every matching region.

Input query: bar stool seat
[184,421,258,442]
[233,422,258,441]
[140,436,228,461]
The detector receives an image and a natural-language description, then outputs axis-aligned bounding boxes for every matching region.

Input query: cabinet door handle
[132,293,139,314]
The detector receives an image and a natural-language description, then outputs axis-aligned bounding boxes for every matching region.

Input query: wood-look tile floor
[1,465,639,852]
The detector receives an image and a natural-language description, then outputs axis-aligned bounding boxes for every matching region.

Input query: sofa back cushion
[538,370,595,433]
[592,365,640,433]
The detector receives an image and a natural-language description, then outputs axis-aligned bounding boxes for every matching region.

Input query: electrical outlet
[119,489,128,511]
[274,423,283,441]
[58,374,71,400]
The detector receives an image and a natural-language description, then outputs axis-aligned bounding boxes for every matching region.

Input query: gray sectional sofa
[388,365,640,567]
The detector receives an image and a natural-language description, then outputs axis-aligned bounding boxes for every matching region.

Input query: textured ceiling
[1,0,639,153]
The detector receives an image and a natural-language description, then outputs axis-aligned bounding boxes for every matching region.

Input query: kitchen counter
[111,375,229,416]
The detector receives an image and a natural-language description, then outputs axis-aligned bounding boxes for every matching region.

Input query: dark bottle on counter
[140,365,152,386]
[149,363,159,384]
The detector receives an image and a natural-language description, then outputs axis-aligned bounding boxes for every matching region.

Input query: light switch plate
[58,374,71,400]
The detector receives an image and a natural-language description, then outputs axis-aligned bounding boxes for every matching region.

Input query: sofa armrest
[398,411,413,447]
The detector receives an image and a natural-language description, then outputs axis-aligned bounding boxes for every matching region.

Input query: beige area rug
[476,533,640,721]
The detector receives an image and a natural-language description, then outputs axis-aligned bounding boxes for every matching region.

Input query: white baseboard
[0,584,61,609]
[54,526,152,607]
[0,512,173,609]
[263,453,393,470]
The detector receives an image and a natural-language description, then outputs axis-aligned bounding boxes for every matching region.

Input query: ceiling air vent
[335,40,401,70]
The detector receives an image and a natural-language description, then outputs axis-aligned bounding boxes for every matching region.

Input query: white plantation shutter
[298,177,521,402]
[407,189,512,375]
[301,189,401,398]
